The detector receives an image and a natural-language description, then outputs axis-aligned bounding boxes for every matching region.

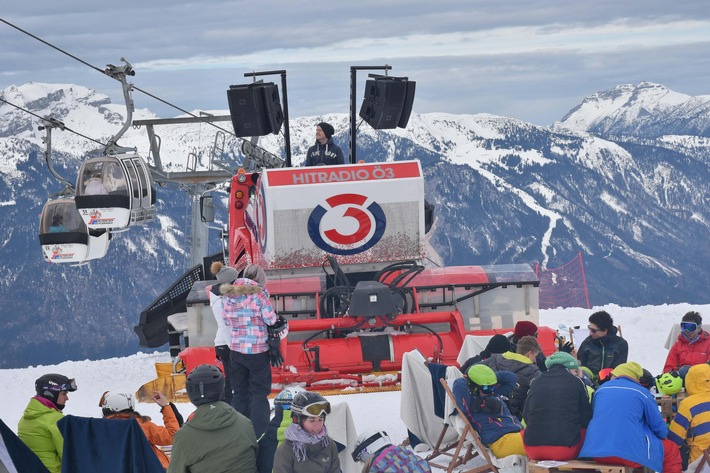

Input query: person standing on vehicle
[18,373,77,473]
[207,260,239,404]
[577,310,628,377]
[304,122,345,166]
[221,263,277,439]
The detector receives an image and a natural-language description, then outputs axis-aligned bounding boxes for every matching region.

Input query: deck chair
[691,447,710,473]
[426,378,500,473]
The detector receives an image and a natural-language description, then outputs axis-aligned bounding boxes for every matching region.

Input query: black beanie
[317,122,335,139]
[485,334,511,354]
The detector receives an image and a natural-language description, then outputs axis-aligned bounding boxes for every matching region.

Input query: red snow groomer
[137,159,550,400]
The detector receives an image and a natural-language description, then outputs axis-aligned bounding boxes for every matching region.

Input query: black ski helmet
[186,364,224,406]
[290,391,331,420]
[35,373,76,403]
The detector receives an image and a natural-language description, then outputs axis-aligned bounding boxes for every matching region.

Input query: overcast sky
[2,1,710,126]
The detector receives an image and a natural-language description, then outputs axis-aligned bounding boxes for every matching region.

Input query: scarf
[284,422,329,462]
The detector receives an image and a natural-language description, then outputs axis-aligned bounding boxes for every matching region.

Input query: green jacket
[167,401,257,473]
[17,398,64,473]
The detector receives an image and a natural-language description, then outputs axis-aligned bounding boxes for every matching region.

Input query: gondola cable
[0,97,107,147]
[0,17,239,141]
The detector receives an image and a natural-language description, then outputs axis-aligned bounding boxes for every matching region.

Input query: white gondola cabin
[75,153,156,229]
[39,199,110,264]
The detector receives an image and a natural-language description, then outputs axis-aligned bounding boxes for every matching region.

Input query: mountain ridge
[0,80,708,368]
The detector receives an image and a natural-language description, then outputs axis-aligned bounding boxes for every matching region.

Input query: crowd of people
[449,310,710,473]
[13,265,710,473]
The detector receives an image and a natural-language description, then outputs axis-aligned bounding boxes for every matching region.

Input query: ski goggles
[478,384,495,394]
[681,322,699,333]
[44,378,77,393]
[300,401,331,417]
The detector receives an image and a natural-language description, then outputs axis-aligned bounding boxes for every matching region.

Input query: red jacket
[664,331,710,372]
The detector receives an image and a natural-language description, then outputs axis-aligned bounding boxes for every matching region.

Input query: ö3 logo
[308,193,386,255]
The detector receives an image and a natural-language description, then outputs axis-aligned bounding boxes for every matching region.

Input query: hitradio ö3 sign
[308,193,386,255]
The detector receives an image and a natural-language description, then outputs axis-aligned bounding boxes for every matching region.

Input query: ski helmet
[35,373,76,403]
[186,364,225,406]
[99,391,135,415]
[598,368,614,383]
[352,429,392,462]
[639,369,655,391]
[274,386,305,409]
[291,391,331,419]
[656,371,683,396]
[268,315,289,340]
[467,364,497,393]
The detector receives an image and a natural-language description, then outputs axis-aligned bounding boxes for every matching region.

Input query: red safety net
[535,252,590,309]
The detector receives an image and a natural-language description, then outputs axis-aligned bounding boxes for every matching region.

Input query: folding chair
[694,447,710,473]
[425,420,476,472]
[426,378,500,473]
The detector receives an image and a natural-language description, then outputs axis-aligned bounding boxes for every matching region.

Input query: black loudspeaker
[227,83,284,137]
[359,78,416,129]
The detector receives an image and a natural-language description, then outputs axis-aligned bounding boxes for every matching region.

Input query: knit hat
[514,321,538,339]
[216,265,239,284]
[611,362,643,381]
[211,261,239,284]
[485,334,511,354]
[545,351,579,370]
[317,122,335,139]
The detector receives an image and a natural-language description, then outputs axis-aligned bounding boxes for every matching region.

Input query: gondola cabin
[39,199,110,264]
[74,154,156,229]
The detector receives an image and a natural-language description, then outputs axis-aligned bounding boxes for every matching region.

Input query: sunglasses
[300,401,331,417]
[587,326,601,334]
[681,322,699,333]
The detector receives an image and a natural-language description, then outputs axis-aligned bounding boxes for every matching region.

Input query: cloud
[2,2,710,125]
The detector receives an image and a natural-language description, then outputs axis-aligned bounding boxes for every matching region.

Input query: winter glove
[268,337,284,368]
[558,340,574,353]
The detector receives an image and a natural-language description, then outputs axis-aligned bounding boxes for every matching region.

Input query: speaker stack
[359,78,416,129]
[227,82,284,137]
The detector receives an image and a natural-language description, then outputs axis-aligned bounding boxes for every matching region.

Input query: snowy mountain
[1,81,709,369]
[555,81,710,138]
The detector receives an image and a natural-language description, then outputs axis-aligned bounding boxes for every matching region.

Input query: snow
[2,302,708,453]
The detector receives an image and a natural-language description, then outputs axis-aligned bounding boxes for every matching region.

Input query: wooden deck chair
[693,447,710,473]
[425,420,476,472]
[426,378,500,473]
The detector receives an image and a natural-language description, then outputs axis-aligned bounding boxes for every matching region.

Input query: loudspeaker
[227,83,284,137]
[359,78,416,129]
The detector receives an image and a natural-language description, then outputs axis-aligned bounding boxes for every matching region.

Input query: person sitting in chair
[452,364,525,458]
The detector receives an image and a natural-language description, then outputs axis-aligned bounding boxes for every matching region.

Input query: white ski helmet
[99,391,135,413]
[352,429,392,462]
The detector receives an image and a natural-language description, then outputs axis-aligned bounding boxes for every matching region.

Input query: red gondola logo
[308,193,386,255]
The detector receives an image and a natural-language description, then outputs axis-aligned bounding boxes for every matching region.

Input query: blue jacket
[579,377,667,471]
[452,377,522,446]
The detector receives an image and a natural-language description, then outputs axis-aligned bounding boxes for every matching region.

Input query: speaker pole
[243,69,291,167]
[350,65,392,164]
